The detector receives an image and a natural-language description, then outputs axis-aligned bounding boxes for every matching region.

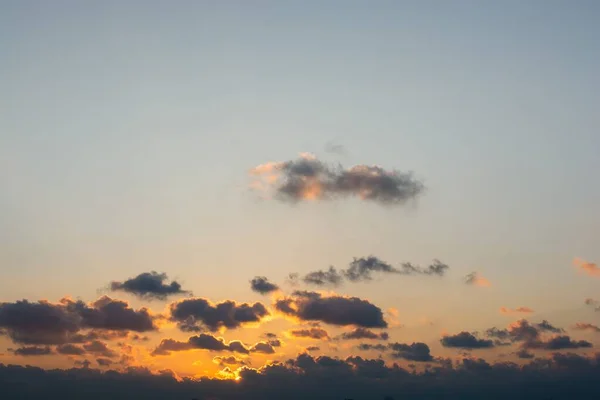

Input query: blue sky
[1,0,600,375]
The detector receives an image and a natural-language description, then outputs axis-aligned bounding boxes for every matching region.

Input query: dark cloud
[289,327,330,340]
[5,353,600,399]
[440,332,495,349]
[213,356,247,366]
[268,339,282,347]
[264,332,278,339]
[109,271,189,300]
[152,334,250,356]
[344,257,449,282]
[83,341,117,358]
[516,349,535,359]
[357,343,388,352]
[250,342,276,354]
[250,276,279,294]
[250,154,425,206]
[12,346,53,356]
[0,297,156,345]
[274,291,387,328]
[527,335,592,350]
[485,319,590,350]
[388,342,433,362]
[56,344,87,356]
[306,346,320,351]
[169,298,269,332]
[303,267,344,286]
[337,328,389,341]
[96,358,113,367]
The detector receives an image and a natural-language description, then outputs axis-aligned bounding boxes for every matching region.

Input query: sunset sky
[1,1,600,396]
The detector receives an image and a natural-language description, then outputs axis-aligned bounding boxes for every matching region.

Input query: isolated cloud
[12,346,53,356]
[573,258,600,277]
[0,297,156,345]
[213,356,247,366]
[274,291,387,328]
[250,154,424,205]
[303,267,344,286]
[169,298,269,332]
[516,349,535,359]
[344,257,449,282]
[306,346,320,351]
[289,327,330,340]
[110,272,189,300]
[388,342,433,362]
[337,328,389,341]
[499,306,534,315]
[464,272,491,287]
[152,334,250,356]
[440,332,495,349]
[250,277,279,294]
[357,343,388,352]
[573,322,600,332]
[584,298,600,311]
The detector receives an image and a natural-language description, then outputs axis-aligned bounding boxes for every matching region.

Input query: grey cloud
[82,341,117,358]
[388,342,433,362]
[152,334,250,356]
[440,332,495,349]
[96,358,113,367]
[56,344,86,356]
[250,342,276,354]
[573,322,600,332]
[274,291,387,328]
[169,298,269,332]
[289,327,330,340]
[12,346,53,356]
[357,343,388,352]
[109,271,189,300]
[337,328,389,341]
[213,356,247,366]
[306,346,320,351]
[250,277,279,294]
[303,267,344,286]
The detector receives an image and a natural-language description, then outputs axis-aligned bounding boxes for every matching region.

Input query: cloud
[388,342,433,362]
[485,319,590,350]
[82,340,117,358]
[168,298,269,332]
[250,342,276,354]
[306,346,320,351]
[357,343,388,352]
[464,272,491,287]
[152,334,250,356]
[96,358,113,367]
[573,258,600,277]
[56,344,86,356]
[109,271,189,300]
[527,335,592,350]
[516,349,535,359]
[303,267,344,286]
[249,154,425,205]
[324,142,346,155]
[499,306,534,315]
[440,332,495,349]
[12,346,53,356]
[213,356,247,366]
[572,322,600,333]
[0,297,156,345]
[250,277,279,294]
[337,328,389,341]
[274,291,387,328]
[289,327,330,340]
[584,298,600,311]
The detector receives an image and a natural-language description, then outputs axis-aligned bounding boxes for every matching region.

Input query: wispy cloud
[499,306,534,315]
[464,272,491,287]
[574,258,600,277]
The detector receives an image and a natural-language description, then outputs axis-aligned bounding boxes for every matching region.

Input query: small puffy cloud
[274,291,387,328]
[388,342,433,362]
[573,258,600,277]
[213,356,247,366]
[249,154,425,206]
[337,328,389,341]
[303,267,344,286]
[572,322,600,333]
[464,272,491,287]
[96,358,113,367]
[499,306,534,315]
[250,277,279,295]
[109,271,190,300]
[440,332,495,349]
[168,298,269,332]
[289,327,330,340]
[12,346,53,356]
[250,342,276,354]
[152,334,250,356]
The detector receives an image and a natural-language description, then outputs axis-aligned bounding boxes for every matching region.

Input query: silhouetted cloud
[152,334,250,356]
[96,358,113,367]
[289,327,330,340]
[573,322,600,332]
[250,342,276,354]
[306,346,320,351]
[250,276,279,294]
[337,328,389,341]
[499,306,534,315]
[109,272,189,300]
[213,355,247,366]
[83,340,117,358]
[516,349,535,359]
[274,291,387,328]
[12,346,53,356]
[0,297,156,345]
[573,258,600,277]
[56,344,86,356]
[527,335,592,350]
[250,154,424,205]
[357,343,387,352]
[440,332,495,349]
[464,271,491,287]
[485,319,589,350]
[388,342,433,362]
[169,298,269,332]
[303,267,344,286]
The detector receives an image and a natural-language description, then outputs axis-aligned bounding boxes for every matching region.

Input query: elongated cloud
[250,277,279,294]
[572,323,600,333]
[303,267,344,286]
[484,319,590,350]
[169,298,269,332]
[152,334,250,356]
[12,346,53,356]
[440,332,495,349]
[249,154,425,205]
[574,258,600,277]
[213,356,247,366]
[464,272,491,287]
[499,306,534,315]
[109,271,190,300]
[274,291,387,328]
[388,342,433,362]
[289,327,330,340]
[337,328,389,341]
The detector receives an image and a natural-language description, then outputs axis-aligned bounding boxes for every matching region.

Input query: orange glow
[499,306,534,315]
[573,257,600,277]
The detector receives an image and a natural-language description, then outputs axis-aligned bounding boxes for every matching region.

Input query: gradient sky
[1,0,600,380]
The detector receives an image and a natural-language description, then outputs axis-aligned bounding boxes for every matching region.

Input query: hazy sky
[1,0,600,380]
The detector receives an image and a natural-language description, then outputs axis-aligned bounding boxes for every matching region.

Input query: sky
[1,1,600,397]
